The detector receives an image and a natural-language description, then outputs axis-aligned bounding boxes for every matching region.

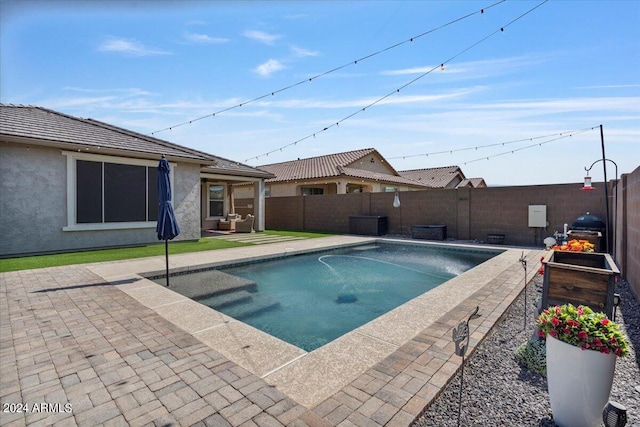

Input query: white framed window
[207,183,225,218]
[62,152,174,231]
[301,187,323,196]
[347,185,364,193]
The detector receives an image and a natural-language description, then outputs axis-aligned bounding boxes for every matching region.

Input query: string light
[245,0,549,163]
[458,127,596,165]
[150,0,507,136]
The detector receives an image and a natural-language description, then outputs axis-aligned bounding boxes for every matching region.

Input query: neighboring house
[398,166,487,189]
[233,149,486,199]
[234,148,432,198]
[456,177,487,188]
[0,104,273,257]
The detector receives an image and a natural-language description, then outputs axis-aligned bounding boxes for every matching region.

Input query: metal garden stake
[452,306,481,427]
[519,252,528,329]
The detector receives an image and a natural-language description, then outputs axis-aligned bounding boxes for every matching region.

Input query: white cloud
[254,59,286,77]
[183,32,229,44]
[254,87,483,109]
[382,55,549,78]
[243,30,281,45]
[97,37,171,56]
[290,45,319,57]
[62,87,153,97]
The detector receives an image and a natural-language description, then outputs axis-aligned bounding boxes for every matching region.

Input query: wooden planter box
[566,230,603,252]
[541,250,620,318]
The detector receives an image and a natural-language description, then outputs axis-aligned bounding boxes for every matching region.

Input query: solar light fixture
[603,401,627,427]
[613,293,621,320]
[519,252,528,329]
[452,306,481,427]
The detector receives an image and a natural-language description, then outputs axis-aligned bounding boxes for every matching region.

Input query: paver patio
[0,236,542,426]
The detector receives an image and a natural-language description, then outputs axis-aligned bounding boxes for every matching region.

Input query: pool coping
[86,235,544,417]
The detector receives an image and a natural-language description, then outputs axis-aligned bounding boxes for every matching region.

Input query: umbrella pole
[165,239,169,287]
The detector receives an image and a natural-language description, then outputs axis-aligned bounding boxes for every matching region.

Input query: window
[208,184,225,217]
[63,152,167,231]
[382,186,398,192]
[347,185,364,193]
[301,187,323,196]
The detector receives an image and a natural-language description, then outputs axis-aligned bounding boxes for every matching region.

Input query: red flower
[549,329,558,338]
[566,319,579,328]
[537,330,545,338]
[578,331,588,340]
[577,306,584,315]
[601,347,611,354]
[601,318,610,326]
[551,317,560,326]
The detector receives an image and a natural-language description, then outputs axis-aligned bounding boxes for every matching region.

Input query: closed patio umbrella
[156,155,180,286]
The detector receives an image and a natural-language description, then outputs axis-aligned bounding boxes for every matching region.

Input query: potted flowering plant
[537,304,629,427]
[537,304,629,356]
[551,238,595,252]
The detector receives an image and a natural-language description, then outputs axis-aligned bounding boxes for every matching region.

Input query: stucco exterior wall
[0,142,200,257]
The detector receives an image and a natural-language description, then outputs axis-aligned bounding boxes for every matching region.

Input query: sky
[1,0,639,186]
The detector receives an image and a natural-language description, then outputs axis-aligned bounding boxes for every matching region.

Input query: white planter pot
[546,335,617,427]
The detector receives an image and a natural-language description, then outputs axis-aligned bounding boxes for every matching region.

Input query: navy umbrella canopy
[156,156,180,286]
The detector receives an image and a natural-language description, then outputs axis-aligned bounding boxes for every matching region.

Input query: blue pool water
[195,243,498,351]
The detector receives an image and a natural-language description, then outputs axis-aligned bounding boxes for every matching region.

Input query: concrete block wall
[251,170,640,297]
[620,167,640,300]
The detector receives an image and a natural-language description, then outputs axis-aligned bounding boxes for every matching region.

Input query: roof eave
[1,133,218,165]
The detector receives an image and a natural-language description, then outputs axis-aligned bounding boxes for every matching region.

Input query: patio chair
[235,214,255,233]
[219,213,241,231]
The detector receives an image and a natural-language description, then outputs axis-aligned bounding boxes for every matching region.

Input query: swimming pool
[166,242,499,351]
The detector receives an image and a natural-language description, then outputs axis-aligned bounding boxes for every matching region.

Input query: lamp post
[582,158,618,259]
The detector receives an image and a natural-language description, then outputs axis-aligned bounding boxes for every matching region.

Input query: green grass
[0,230,334,273]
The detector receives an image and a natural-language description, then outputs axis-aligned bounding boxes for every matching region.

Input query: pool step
[166,270,257,300]
[219,294,281,320]
[198,290,253,310]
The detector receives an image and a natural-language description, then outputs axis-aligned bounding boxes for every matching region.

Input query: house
[233,149,486,199]
[234,148,432,199]
[0,104,274,257]
[398,166,487,189]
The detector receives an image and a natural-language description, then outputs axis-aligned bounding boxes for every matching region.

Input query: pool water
[194,243,497,351]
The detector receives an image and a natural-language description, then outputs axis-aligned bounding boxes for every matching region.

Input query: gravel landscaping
[413,274,640,426]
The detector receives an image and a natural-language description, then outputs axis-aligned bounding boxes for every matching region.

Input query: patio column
[253,179,266,231]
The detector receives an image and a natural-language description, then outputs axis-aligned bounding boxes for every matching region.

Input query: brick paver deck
[0,238,542,426]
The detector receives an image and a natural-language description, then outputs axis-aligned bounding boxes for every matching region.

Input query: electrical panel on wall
[528,205,547,228]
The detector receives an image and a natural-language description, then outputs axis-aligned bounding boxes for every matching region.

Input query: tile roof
[457,177,487,188]
[0,104,273,178]
[258,148,430,187]
[398,166,465,188]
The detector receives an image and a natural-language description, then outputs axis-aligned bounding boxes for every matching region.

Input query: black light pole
[600,125,610,254]
[583,155,618,258]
